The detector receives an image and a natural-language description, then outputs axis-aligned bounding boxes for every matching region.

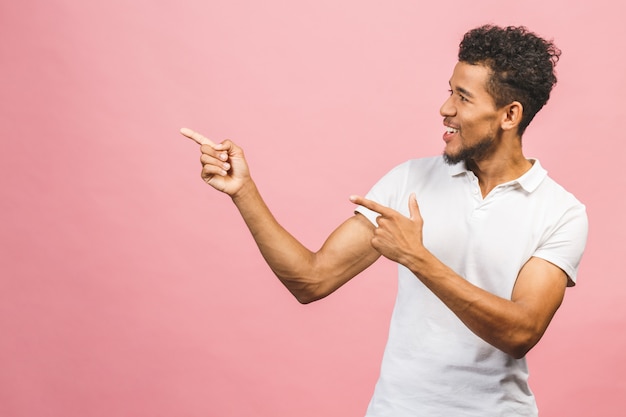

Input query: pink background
[1,1,623,416]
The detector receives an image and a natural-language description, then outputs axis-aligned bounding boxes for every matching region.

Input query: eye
[448,89,468,102]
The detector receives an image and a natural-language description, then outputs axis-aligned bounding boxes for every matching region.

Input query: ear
[500,101,523,132]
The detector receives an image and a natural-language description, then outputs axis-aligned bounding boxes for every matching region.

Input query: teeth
[446,127,459,134]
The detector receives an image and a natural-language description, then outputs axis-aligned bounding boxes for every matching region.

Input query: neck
[467,136,532,197]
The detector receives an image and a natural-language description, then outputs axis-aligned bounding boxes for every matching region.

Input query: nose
[439,95,455,117]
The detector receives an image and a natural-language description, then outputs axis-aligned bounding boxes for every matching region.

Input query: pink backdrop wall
[1,1,623,416]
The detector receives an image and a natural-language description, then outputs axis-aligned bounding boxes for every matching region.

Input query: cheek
[464,113,500,137]
[459,119,480,138]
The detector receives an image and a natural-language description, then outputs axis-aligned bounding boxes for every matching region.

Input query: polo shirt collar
[447,158,548,193]
[514,159,547,192]
[448,161,468,177]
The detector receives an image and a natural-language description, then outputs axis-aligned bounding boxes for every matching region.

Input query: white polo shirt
[356,156,588,417]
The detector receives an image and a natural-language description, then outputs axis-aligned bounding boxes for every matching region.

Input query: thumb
[408,193,421,221]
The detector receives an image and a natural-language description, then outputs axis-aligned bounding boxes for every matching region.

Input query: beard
[443,134,496,165]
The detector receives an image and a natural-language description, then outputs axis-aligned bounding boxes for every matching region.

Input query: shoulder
[522,159,586,213]
[370,156,447,192]
[384,156,448,178]
[528,167,588,284]
[536,174,587,218]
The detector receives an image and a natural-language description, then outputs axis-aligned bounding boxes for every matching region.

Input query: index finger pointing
[349,195,389,215]
[180,127,216,147]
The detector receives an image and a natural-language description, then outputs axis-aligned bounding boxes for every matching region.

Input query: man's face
[439,62,503,165]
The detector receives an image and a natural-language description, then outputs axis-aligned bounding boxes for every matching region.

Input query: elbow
[294,287,328,304]
[274,260,340,305]
[279,276,329,305]
[295,292,322,305]
[504,329,544,359]
[508,344,532,360]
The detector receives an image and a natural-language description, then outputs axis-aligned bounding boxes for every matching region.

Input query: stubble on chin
[442,135,496,166]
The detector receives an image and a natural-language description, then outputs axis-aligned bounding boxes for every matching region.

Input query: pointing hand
[350,193,426,266]
[180,127,251,196]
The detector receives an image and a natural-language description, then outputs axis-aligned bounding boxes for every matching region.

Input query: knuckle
[202,165,216,175]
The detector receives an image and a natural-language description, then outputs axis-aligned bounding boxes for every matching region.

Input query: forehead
[450,61,493,100]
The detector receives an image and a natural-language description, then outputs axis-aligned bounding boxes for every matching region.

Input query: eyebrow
[449,82,475,98]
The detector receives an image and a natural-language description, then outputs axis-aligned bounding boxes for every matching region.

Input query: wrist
[404,247,435,276]
[230,177,257,205]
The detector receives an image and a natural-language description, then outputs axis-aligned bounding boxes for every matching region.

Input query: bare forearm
[230,180,323,300]
[181,129,361,302]
[406,251,562,358]
[230,181,380,303]
[349,194,567,359]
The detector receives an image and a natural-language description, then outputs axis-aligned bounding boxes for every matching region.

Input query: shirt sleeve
[354,161,411,226]
[533,202,589,286]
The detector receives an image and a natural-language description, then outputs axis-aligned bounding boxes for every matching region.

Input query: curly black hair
[458,25,561,135]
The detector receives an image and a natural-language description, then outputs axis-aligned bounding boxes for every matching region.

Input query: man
[181,25,588,416]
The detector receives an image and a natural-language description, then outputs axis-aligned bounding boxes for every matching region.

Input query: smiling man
[182,25,588,417]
